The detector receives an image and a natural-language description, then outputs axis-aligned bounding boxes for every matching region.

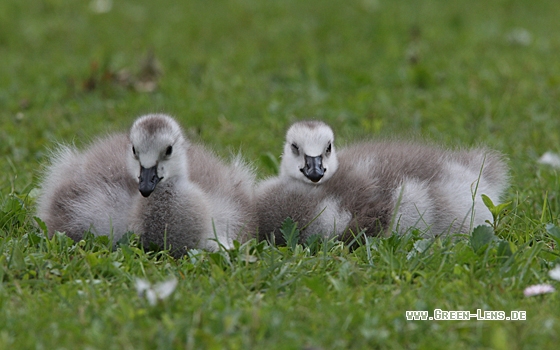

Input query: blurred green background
[1,0,560,215]
[2,1,560,348]
[0,0,560,211]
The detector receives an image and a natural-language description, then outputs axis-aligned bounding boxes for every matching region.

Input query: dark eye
[132,146,138,158]
[291,143,299,156]
[165,145,173,156]
[326,143,332,155]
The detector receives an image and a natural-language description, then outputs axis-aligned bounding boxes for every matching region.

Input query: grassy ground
[2,0,560,348]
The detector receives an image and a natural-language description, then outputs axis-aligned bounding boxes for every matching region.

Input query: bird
[35,133,138,242]
[127,114,256,257]
[255,120,509,245]
[36,114,256,256]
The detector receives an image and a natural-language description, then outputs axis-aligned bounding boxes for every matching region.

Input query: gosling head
[128,114,188,197]
[280,121,338,185]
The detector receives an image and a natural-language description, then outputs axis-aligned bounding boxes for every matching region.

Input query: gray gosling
[36,134,138,242]
[127,114,256,257]
[256,121,509,244]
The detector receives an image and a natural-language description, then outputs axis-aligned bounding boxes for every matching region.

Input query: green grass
[2,0,560,348]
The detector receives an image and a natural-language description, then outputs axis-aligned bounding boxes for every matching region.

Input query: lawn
[1,0,560,348]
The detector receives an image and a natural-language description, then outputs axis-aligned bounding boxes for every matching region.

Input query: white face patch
[279,121,339,184]
[127,114,188,184]
[136,150,160,169]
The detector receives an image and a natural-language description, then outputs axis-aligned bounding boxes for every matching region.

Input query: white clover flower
[548,265,560,281]
[135,277,178,306]
[89,0,113,14]
[538,151,560,168]
[74,279,102,285]
[506,28,532,46]
[523,283,555,297]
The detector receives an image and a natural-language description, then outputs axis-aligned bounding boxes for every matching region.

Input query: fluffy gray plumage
[127,114,256,257]
[36,114,256,256]
[35,134,138,241]
[256,121,509,245]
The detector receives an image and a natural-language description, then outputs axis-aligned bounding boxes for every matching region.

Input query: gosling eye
[325,143,332,155]
[132,146,138,159]
[165,145,173,157]
[291,143,300,156]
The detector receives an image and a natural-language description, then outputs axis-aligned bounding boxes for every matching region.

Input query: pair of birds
[36,114,508,256]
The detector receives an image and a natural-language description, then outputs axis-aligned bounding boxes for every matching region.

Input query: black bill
[138,165,162,197]
[300,155,325,183]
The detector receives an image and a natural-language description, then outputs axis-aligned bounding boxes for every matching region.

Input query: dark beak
[300,155,325,183]
[138,165,162,197]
